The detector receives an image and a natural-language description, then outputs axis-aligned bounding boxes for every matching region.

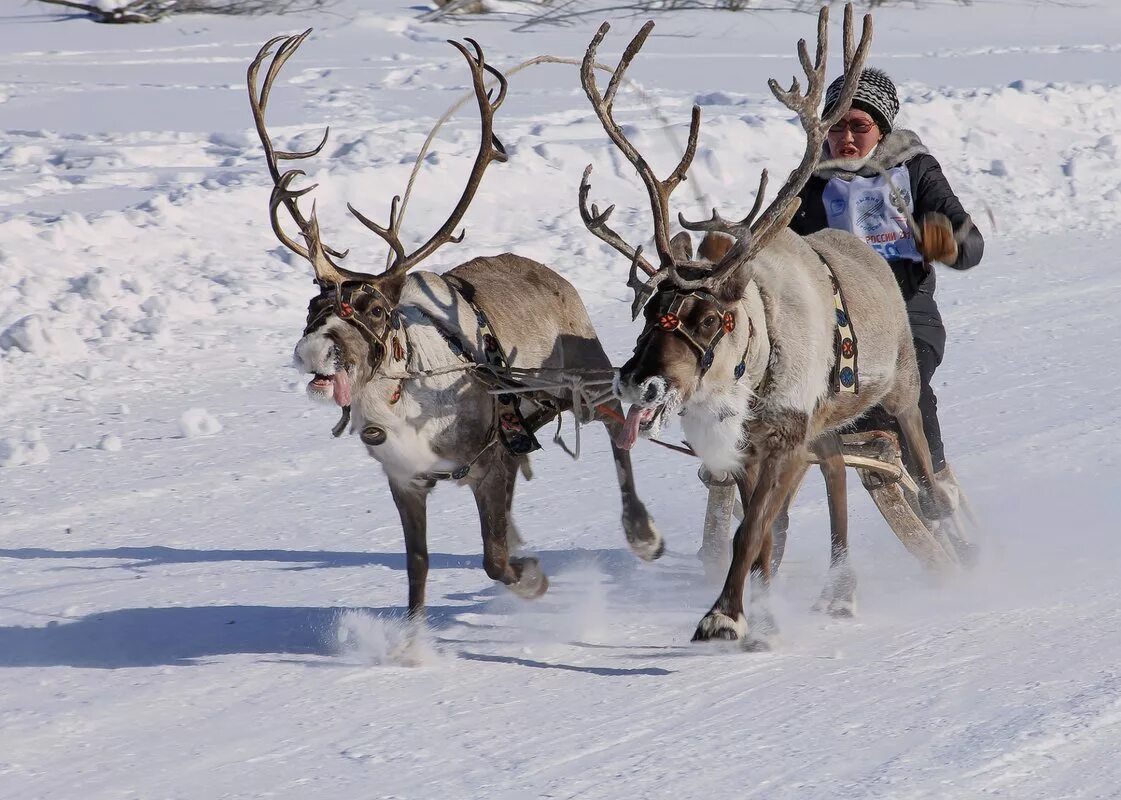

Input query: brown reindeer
[248,31,664,619]
[578,6,953,647]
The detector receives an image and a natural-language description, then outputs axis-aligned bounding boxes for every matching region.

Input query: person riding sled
[693,63,983,573]
[788,66,984,496]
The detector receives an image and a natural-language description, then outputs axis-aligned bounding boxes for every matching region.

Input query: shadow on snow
[0,546,639,575]
[0,546,664,670]
[0,603,469,669]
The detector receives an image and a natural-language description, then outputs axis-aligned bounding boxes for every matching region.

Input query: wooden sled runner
[699,430,980,577]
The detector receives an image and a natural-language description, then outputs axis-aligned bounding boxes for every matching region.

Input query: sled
[698,429,981,576]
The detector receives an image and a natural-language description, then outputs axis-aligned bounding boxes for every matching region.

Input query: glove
[918,213,958,265]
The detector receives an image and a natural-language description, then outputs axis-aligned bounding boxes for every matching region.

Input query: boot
[930,463,980,565]
[933,464,961,514]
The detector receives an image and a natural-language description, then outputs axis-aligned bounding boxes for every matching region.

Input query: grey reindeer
[578,6,954,647]
[248,31,664,619]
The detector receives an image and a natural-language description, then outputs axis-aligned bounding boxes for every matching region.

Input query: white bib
[822,166,920,263]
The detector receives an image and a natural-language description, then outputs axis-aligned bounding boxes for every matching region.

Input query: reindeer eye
[370,306,383,317]
[702,315,719,328]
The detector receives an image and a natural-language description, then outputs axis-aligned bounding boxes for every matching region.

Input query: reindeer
[578,6,954,647]
[247,31,664,619]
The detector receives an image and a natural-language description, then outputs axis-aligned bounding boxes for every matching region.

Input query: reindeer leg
[698,466,736,582]
[896,406,954,520]
[769,459,810,574]
[600,400,665,561]
[504,456,526,553]
[388,480,432,621]
[746,515,778,644]
[692,452,803,646]
[690,412,807,640]
[471,453,548,600]
[809,433,857,617]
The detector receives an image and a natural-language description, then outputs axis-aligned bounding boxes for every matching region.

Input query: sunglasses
[828,119,878,135]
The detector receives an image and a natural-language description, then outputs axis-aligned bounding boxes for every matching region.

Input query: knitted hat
[823,67,899,133]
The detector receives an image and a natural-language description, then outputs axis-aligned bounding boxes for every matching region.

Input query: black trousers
[913,339,946,472]
[854,338,947,473]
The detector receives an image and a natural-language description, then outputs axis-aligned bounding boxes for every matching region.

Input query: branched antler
[247,29,370,289]
[579,20,703,313]
[248,32,510,289]
[583,5,873,306]
[347,37,509,278]
[746,3,873,260]
[675,3,873,289]
[578,165,658,278]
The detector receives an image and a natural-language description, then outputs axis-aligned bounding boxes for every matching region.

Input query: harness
[641,288,753,382]
[636,249,858,396]
[421,275,545,474]
[811,247,859,394]
[305,281,397,368]
[305,276,550,483]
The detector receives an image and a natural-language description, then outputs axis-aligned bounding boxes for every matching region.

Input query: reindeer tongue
[617,405,653,451]
[332,370,351,408]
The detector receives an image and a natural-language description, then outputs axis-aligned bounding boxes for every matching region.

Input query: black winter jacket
[789,130,984,359]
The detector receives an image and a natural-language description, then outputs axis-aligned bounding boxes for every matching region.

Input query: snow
[2,1,1120,798]
[0,429,51,468]
[178,407,223,438]
[97,433,123,451]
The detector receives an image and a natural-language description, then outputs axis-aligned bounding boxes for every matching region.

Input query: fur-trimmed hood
[815,129,928,180]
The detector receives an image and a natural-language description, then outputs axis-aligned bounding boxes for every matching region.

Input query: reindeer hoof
[691,611,746,642]
[812,596,855,618]
[624,515,665,562]
[742,636,772,653]
[507,557,548,600]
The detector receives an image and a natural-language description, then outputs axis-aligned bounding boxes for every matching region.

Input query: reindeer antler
[248,32,510,289]
[749,3,872,258]
[347,37,509,278]
[582,6,873,304]
[248,30,374,289]
[579,21,709,314]
[679,4,873,286]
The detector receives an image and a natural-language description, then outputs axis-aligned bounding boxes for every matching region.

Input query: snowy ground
[2,1,1120,798]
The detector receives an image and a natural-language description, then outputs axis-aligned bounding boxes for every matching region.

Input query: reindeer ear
[712,241,755,304]
[669,231,693,262]
[698,231,735,263]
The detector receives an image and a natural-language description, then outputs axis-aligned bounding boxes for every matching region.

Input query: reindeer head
[247,31,508,412]
[578,7,871,448]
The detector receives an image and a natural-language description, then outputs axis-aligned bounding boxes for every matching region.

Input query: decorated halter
[641,288,752,379]
[303,280,399,369]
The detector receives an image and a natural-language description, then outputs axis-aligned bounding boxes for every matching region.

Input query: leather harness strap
[308,275,546,483]
[809,247,859,395]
